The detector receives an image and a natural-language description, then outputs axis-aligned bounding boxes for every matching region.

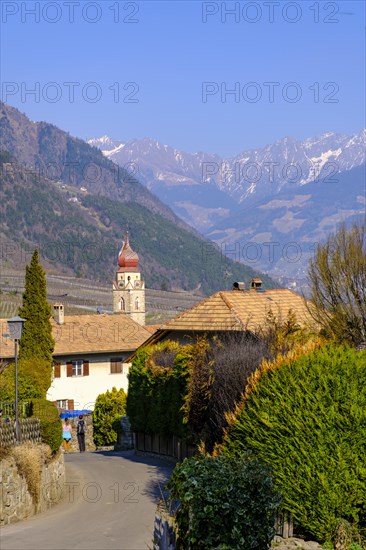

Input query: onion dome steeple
[113,230,145,325]
[117,231,139,269]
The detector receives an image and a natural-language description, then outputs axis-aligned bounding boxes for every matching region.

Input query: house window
[72,360,83,376]
[56,399,74,410]
[120,297,125,311]
[67,360,89,377]
[110,358,123,374]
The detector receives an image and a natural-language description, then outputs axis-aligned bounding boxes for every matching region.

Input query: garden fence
[135,432,196,461]
[0,418,41,447]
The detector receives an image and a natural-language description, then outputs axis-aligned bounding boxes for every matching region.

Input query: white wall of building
[46,353,130,410]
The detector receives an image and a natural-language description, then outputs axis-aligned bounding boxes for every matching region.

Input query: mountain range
[88,131,366,277]
[0,102,276,294]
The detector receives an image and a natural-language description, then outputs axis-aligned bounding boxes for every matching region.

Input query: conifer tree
[18,249,55,363]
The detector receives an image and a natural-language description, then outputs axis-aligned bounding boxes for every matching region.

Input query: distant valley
[89,131,366,279]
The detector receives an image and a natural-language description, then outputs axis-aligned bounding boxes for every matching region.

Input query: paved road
[0,451,173,550]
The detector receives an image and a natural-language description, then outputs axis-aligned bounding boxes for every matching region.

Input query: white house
[0,308,153,410]
[47,309,153,410]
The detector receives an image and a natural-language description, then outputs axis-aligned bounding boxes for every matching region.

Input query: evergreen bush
[30,399,62,453]
[127,341,190,438]
[167,455,281,549]
[93,387,127,446]
[222,345,366,543]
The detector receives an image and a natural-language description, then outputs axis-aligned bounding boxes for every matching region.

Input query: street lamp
[7,316,26,443]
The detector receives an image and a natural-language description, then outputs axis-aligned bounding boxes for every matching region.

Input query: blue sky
[1,0,365,156]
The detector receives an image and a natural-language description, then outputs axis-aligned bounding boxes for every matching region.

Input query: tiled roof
[0,314,152,359]
[158,289,315,333]
[118,231,139,269]
[144,324,160,334]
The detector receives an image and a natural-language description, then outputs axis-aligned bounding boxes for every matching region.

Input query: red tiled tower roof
[117,231,139,269]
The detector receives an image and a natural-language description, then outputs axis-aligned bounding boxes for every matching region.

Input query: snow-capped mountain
[226,130,366,201]
[89,131,365,207]
[89,130,365,199]
[88,131,365,278]
[89,136,221,189]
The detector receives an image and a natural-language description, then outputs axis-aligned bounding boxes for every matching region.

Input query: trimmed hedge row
[222,345,366,543]
[127,341,190,439]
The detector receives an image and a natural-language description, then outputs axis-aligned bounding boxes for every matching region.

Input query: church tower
[112,231,146,325]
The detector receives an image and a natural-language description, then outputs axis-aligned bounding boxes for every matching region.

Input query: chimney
[250,278,263,291]
[53,303,64,325]
[232,281,245,291]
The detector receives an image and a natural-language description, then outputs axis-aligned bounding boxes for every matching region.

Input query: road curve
[0,451,173,550]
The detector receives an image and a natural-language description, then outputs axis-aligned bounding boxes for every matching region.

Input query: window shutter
[110,358,122,373]
[83,360,89,376]
[68,399,74,410]
[54,364,61,378]
[66,362,73,377]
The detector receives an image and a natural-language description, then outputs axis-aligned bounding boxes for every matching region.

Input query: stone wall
[271,536,322,549]
[117,416,134,449]
[0,451,65,525]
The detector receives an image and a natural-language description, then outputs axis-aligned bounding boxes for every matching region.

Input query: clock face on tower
[118,281,125,288]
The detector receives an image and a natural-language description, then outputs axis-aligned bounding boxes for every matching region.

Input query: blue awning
[59,410,92,418]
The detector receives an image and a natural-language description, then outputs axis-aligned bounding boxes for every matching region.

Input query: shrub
[183,334,270,451]
[127,341,190,438]
[167,454,281,549]
[127,336,270,448]
[93,387,127,446]
[308,221,366,346]
[30,399,62,453]
[222,345,366,543]
[0,358,52,402]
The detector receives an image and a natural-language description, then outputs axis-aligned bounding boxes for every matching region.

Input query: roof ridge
[219,292,248,330]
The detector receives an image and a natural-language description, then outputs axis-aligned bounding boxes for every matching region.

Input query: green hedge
[168,455,281,549]
[222,345,366,543]
[126,341,190,438]
[30,399,62,453]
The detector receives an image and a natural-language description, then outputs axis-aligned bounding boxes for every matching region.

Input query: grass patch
[8,443,52,503]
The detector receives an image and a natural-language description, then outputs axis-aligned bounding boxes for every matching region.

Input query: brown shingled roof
[144,324,160,334]
[0,314,152,359]
[158,288,315,333]
[125,288,319,361]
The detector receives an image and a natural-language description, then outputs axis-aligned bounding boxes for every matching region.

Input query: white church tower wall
[112,232,146,325]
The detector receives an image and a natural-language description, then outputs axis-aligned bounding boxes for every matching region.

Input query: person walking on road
[62,418,72,453]
[77,415,86,452]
